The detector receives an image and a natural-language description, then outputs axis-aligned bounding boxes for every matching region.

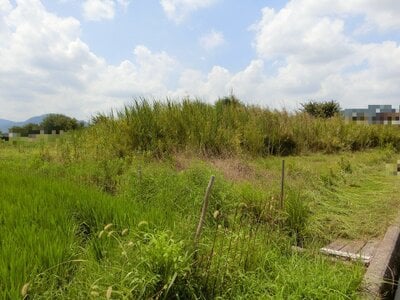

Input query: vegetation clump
[41,113,84,133]
[9,113,83,136]
[301,100,341,118]
[62,98,400,163]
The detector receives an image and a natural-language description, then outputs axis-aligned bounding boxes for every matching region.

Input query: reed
[60,98,400,165]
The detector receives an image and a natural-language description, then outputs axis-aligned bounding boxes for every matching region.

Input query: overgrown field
[2,99,400,299]
[80,98,400,158]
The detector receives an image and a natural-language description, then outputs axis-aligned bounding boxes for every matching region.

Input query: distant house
[342,105,400,125]
[7,129,64,140]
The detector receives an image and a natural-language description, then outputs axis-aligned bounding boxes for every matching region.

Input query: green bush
[301,100,340,118]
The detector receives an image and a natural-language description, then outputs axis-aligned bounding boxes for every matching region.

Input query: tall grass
[63,97,400,163]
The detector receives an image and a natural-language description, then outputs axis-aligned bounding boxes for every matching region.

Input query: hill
[0,119,15,133]
[0,115,48,133]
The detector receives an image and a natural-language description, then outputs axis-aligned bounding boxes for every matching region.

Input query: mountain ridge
[0,114,48,133]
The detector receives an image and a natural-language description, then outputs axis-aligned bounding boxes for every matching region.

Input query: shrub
[301,100,341,118]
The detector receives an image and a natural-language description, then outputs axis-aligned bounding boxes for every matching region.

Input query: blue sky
[42,1,271,72]
[1,0,400,121]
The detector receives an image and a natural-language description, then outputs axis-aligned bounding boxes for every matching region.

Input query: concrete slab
[320,239,375,265]
[360,240,380,259]
[362,221,400,299]
[341,240,367,254]
[324,239,348,251]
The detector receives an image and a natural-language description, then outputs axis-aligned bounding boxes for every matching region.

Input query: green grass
[250,149,400,241]
[69,98,400,161]
[2,98,400,298]
[0,154,139,299]
[2,140,400,299]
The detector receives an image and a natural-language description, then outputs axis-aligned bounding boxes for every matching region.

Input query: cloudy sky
[1,0,399,121]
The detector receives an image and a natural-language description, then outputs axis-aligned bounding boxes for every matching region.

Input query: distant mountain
[0,119,15,133]
[22,115,48,125]
[0,114,48,133]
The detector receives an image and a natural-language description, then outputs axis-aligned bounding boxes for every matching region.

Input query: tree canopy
[215,95,243,107]
[8,114,84,136]
[41,114,83,133]
[301,100,341,118]
[9,123,41,136]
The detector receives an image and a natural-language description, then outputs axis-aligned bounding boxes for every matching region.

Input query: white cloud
[244,0,400,108]
[1,0,400,121]
[0,0,177,120]
[0,0,12,13]
[173,0,400,110]
[94,46,178,99]
[174,66,231,101]
[263,0,400,33]
[83,0,115,21]
[199,30,225,51]
[82,0,130,21]
[253,6,354,65]
[160,0,218,23]
[0,0,12,48]
[341,0,400,32]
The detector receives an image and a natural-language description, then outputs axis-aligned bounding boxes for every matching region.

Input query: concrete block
[362,217,400,299]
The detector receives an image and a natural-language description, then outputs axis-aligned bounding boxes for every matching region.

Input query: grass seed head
[104,223,113,231]
[91,291,100,297]
[98,230,104,238]
[107,231,114,237]
[121,228,129,236]
[21,282,29,297]
[213,210,220,219]
[106,286,113,299]
[138,221,148,229]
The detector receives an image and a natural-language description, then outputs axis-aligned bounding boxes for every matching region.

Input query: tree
[9,123,40,137]
[215,94,243,107]
[40,114,83,133]
[301,100,340,118]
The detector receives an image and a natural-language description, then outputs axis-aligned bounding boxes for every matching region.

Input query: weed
[284,192,310,246]
[56,99,400,162]
[339,157,353,174]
